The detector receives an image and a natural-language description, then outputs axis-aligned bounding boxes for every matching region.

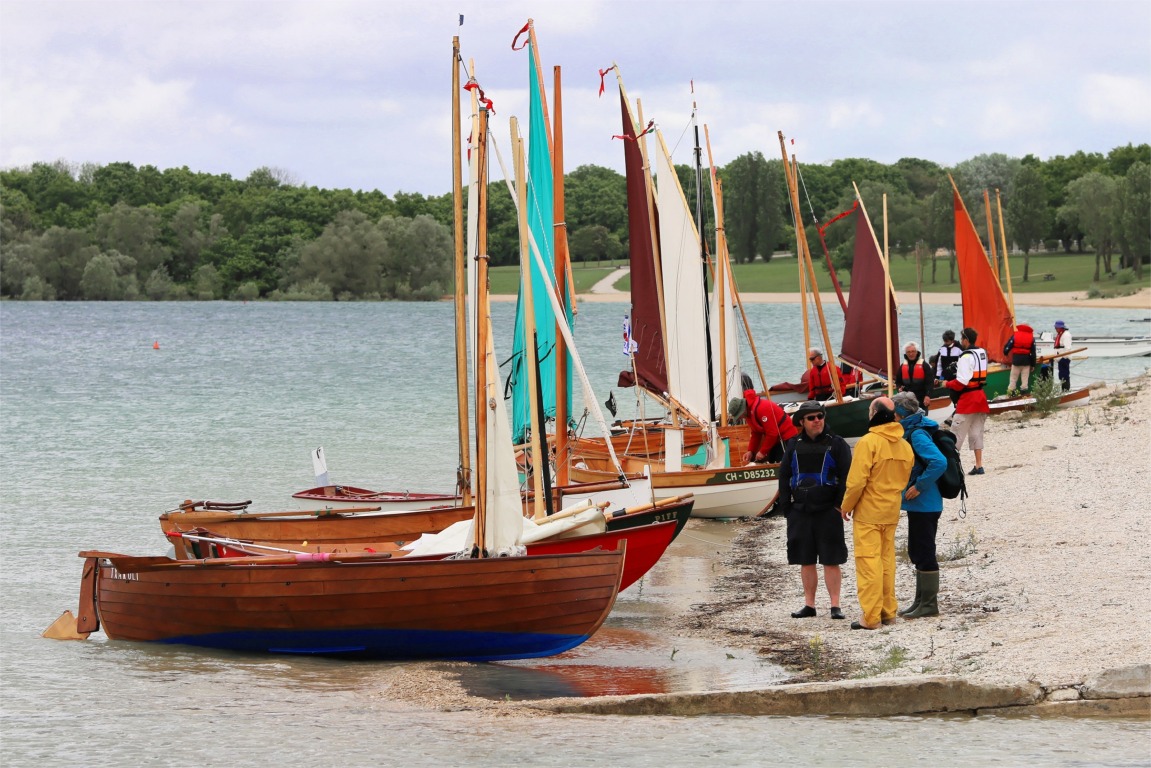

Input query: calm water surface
[2,301,1148,767]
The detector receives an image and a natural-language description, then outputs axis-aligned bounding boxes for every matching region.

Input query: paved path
[589,267,629,294]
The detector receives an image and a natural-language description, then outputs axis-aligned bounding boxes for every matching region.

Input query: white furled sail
[654,130,711,425]
[480,312,526,556]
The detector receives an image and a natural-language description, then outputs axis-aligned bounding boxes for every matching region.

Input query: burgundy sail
[840,208,899,377]
[616,88,667,396]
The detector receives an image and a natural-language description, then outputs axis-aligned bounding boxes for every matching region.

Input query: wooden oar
[161,505,385,525]
[78,549,394,572]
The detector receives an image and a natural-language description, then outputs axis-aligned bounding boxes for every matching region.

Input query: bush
[233,281,261,301]
[1116,268,1135,285]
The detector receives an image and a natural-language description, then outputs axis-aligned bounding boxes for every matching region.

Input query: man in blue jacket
[891,391,947,619]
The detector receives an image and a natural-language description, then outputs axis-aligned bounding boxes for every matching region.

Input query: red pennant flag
[597,66,614,97]
[612,119,655,141]
[511,21,530,50]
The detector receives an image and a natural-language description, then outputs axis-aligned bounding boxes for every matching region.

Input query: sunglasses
[804,413,825,422]
[809,355,821,361]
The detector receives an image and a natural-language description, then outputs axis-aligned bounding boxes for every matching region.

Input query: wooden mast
[780,133,842,402]
[511,117,547,520]
[984,189,1000,282]
[883,193,893,396]
[451,36,472,506]
[552,65,570,486]
[702,124,728,425]
[996,189,1017,323]
[472,105,491,555]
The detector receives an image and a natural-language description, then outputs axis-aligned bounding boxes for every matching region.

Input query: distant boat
[987,386,1092,415]
[1034,332,1151,359]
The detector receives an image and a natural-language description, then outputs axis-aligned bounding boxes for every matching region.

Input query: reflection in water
[458,521,789,700]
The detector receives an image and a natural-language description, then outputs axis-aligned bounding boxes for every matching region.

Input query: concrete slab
[543,675,1043,717]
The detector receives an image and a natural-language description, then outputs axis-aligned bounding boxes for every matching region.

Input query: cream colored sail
[654,129,711,425]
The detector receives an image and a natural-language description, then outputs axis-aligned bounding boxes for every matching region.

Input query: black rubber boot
[898,571,924,617]
[905,571,939,618]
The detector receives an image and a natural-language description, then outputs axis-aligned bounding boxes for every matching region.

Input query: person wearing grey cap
[775,400,853,620]
[891,391,946,619]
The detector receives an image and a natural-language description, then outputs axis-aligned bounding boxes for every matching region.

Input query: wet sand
[381,373,1151,715]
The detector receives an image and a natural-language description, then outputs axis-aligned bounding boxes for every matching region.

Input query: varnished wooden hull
[161,500,694,554]
[207,519,679,593]
[79,548,624,661]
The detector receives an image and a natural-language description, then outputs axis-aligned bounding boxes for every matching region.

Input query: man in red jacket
[741,388,798,464]
[945,327,990,474]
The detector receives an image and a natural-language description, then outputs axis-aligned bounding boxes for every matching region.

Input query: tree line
[1,144,1146,301]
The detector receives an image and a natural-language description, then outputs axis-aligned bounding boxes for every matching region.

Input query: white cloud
[1081,73,1151,125]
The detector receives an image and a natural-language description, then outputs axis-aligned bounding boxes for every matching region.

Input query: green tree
[722,152,781,264]
[81,250,138,300]
[1005,165,1049,282]
[94,203,169,283]
[1118,161,1149,279]
[1060,172,1119,280]
[31,227,96,299]
[569,224,625,265]
[294,209,387,299]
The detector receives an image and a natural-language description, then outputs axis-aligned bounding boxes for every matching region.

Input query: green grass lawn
[489,252,1148,297]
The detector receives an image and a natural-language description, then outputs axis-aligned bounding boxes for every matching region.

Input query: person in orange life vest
[805,348,834,400]
[740,388,798,464]
[1004,322,1037,396]
[1052,320,1073,391]
[945,327,990,475]
[894,341,935,410]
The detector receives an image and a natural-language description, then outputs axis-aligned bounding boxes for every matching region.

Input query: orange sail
[954,190,1013,365]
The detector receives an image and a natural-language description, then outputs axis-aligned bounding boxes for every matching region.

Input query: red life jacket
[1054,328,1068,350]
[1008,326,1035,357]
[808,363,833,399]
[900,361,928,383]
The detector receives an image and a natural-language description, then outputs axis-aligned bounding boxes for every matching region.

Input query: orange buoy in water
[153,341,160,350]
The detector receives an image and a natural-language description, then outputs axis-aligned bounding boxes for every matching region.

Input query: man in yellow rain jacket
[840,397,914,630]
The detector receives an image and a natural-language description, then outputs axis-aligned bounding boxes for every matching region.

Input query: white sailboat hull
[1036,333,1151,359]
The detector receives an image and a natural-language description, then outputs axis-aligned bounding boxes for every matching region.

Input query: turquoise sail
[509,42,571,443]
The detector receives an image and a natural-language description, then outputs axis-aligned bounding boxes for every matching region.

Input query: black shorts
[786,506,848,566]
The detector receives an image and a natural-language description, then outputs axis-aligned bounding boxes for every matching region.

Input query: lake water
[2,301,1148,766]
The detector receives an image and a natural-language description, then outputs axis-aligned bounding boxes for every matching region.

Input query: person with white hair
[895,341,935,410]
[805,348,834,401]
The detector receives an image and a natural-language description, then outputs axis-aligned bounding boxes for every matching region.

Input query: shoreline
[490,286,1151,310]
[381,372,1151,718]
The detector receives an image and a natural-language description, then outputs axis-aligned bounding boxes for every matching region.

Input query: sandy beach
[670,372,1151,692]
[381,371,1151,715]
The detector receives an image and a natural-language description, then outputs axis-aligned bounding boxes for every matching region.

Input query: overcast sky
[3,0,1148,196]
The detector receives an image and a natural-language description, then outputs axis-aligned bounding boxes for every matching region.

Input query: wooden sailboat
[64,40,626,662]
[567,71,779,518]
[950,176,1091,411]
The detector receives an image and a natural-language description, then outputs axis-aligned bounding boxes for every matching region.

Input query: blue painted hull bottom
[156,628,592,662]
